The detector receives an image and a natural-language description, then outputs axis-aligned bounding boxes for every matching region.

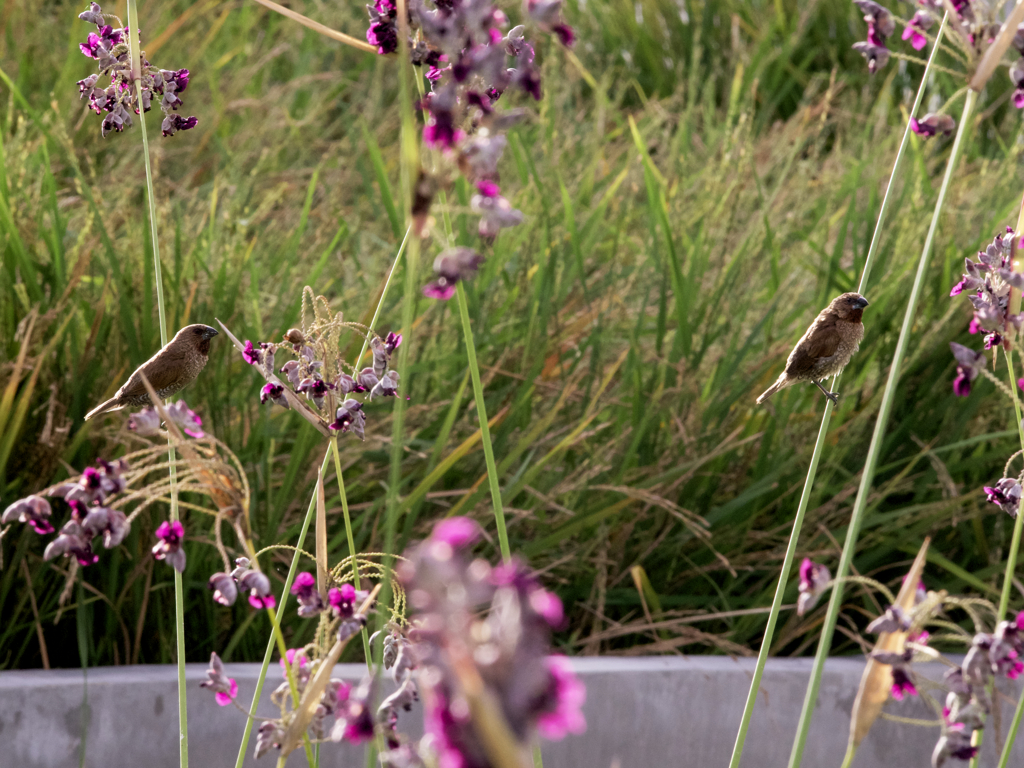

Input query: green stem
[128,1,188,764]
[986,353,1024,768]
[234,450,329,768]
[787,86,978,768]
[435,189,510,561]
[455,281,510,560]
[265,603,317,766]
[998,350,1024,621]
[356,227,410,368]
[726,15,949,768]
[330,436,374,666]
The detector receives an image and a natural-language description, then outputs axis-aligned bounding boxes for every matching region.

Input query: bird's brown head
[828,292,869,322]
[174,324,219,355]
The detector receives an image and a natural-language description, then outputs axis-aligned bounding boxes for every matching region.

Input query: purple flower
[166,400,205,438]
[472,189,524,238]
[254,720,285,758]
[152,520,186,572]
[355,368,379,392]
[330,678,376,744]
[385,332,402,355]
[984,478,1022,517]
[796,557,831,616]
[950,342,985,397]
[208,572,238,606]
[902,11,933,51]
[1012,59,1024,110]
[890,665,918,700]
[200,652,238,706]
[238,567,276,609]
[242,340,262,366]
[328,583,358,618]
[291,571,326,617]
[423,247,485,300]
[2,495,55,534]
[910,113,956,137]
[537,656,586,738]
[366,0,398,54]
[933,724,978,766]
[370,370,400,400]
[44,521,99,566]
[78,3,105,25]
[329,399,366,439]
[297,376,332,410]
[160,114,198,137]
[527,0,575,48]
[260,382,289,409]
[127,407,162,435]
[852,42,889,74]
[867,604,911,635]
[432,517,481,550]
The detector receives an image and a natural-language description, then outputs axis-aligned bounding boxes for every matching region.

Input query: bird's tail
[756,374,790,405]
[84,398,122,421]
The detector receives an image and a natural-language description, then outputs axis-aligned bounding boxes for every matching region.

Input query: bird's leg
[813,379,839,405]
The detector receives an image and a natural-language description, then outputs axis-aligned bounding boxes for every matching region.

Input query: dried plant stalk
[845,538,932,761]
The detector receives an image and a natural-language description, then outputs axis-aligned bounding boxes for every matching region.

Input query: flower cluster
[796,557,830,617]
[207,557,276,609]
[386,517,584,766]
[852,0,895,74]
[932,613,1024,766]
[127,401,206,438]
[76,3,198,137]
[290,571,372,640]
[228,310,402,440]
[362,0,572,294]
[3,459,130,568]
[948,229,1024,394]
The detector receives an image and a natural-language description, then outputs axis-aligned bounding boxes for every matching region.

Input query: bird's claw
[825,391,839,406]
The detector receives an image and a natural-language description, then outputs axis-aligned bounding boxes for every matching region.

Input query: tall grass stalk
[127,0,187,763]
[787,86,979,768]
[436,190,511,561]
[233,451,327,768]
[986,197,1024,768]
[726,16,949,768]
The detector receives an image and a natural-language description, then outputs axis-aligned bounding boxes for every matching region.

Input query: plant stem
[455,282,510,560]
[726,16,949,768]
[995,202,1024,768]
[330,435,374,666]
[436,189,510,561]
[234,449,329,768]
[786,86,978,768]
[265,603,317,766]
[128,0,188,763]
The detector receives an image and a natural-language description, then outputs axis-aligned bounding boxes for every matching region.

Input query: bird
[84,324,219,420]
[756,293,869,406]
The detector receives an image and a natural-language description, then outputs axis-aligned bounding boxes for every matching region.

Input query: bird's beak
[854,297,870,309]
[205,327,220,339]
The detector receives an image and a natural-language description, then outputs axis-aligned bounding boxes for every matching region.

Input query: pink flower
[537,656,586,739]
[215,678,238,706]
[432,517,481,549]
[530,588,565,628]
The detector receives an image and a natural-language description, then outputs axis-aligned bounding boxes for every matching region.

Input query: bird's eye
[194,328,202,334]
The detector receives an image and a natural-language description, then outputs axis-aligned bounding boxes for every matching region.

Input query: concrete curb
[1,656,1021,767]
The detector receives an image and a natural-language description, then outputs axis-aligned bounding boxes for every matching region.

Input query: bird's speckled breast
[812,319,864,379]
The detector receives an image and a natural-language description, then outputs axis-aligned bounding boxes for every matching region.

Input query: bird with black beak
[757,293,870,406]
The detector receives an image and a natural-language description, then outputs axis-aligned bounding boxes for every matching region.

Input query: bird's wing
[786,315,842,374]
[116,349,188,400]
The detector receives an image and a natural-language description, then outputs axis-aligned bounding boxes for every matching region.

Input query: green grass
[3,0,1024,669]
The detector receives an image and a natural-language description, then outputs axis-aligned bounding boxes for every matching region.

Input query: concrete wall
[1,656,1021,768]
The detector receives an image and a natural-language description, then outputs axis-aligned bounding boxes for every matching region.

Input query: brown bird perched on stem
[756,293,869,406]
[84,324,219,420]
